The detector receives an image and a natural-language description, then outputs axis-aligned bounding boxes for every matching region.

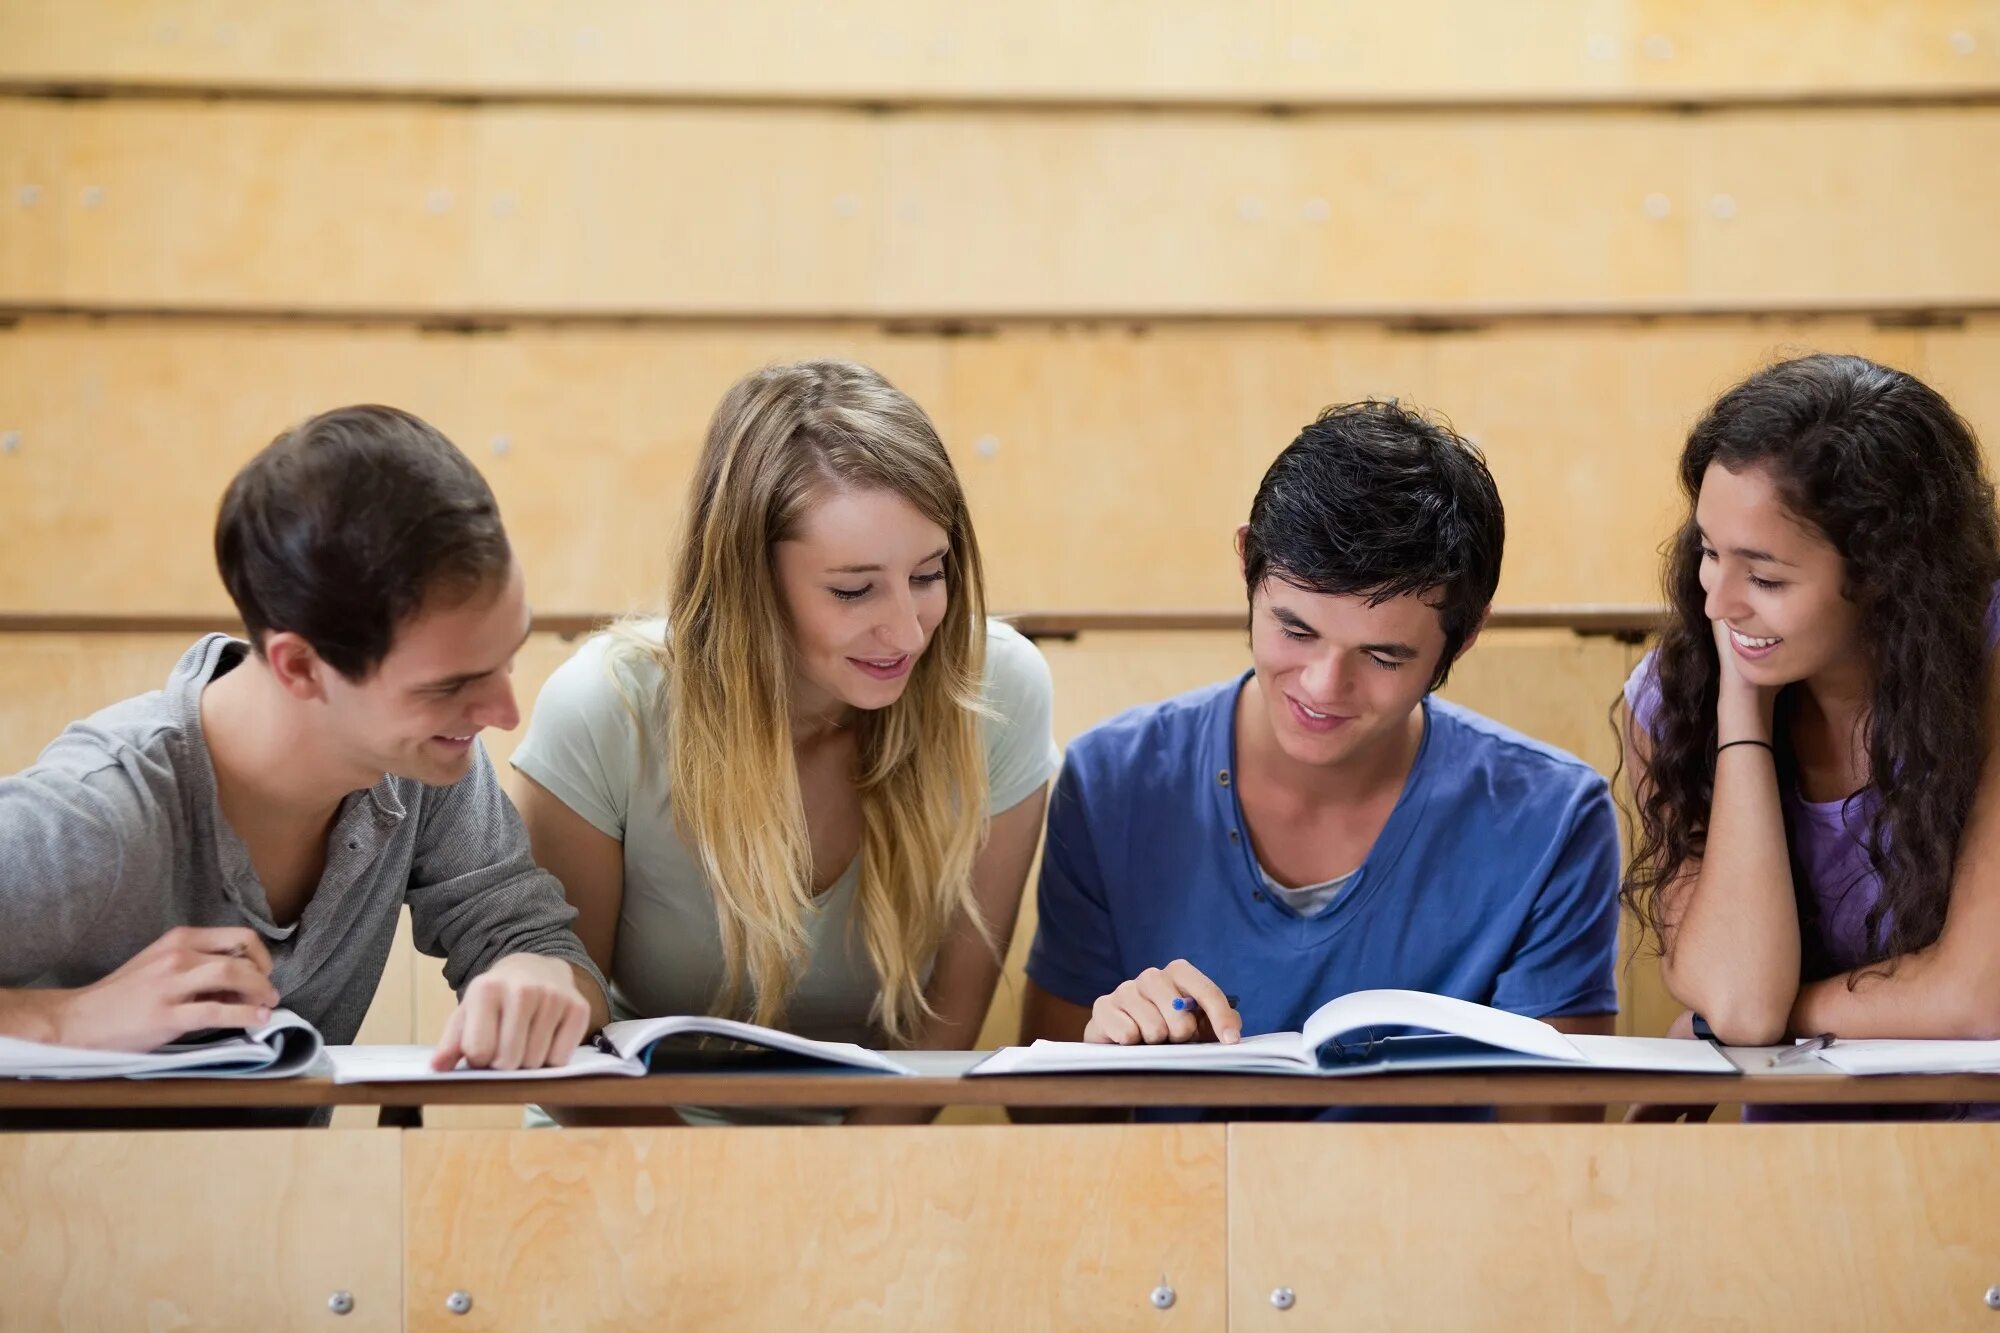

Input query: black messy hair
[1242,400,1505,690]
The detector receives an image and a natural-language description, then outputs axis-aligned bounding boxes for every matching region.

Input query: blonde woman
[511,359,1058,1124]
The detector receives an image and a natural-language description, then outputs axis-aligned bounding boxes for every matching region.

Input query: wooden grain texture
[10,102,2000,316]
[3,1,1994,103]
[1229,1123,2000,1331]
[402,1125,1226,1331]
[0,1128,403,1330]
[0,316,1964,614]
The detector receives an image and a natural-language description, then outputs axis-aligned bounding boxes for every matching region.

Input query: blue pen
[1171,994,1241,1013]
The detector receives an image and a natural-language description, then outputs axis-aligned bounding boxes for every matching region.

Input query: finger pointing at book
[1083,958,1242,1045]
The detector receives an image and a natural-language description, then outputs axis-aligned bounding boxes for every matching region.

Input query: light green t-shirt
[512,618,1060,1051]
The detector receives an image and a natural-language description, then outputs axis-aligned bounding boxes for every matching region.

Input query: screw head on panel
[1238,197,1267,222]
[327,1291,354,1316]
[974,434,999,459]
[2,432,20,455]
[1586,33,1617,62]
[1709,194,1739,220]
[1301,198,1330,222]
[1642,34,1676,60]
[1642,193,1672,220]
[490,435,512,457]
[1950,31,1977,55]
[425,189,454,215]
[17,184,39,208]
[81,186,105,209]
[1271,1286,1296,1310]
[1149,1284,1176,1310]
[446,1291,474,1316]
[1983,1284,2000,1310]
[490,192,519,218]
[833,193,861,218]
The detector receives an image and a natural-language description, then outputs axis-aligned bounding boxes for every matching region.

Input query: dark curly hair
[1624,353,2000,979]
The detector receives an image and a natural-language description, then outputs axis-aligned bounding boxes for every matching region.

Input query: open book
[1815,1039,2000,1076]
[969,989,1739,1077]
[0,1009,325,1080]
[327,1013,916,1083]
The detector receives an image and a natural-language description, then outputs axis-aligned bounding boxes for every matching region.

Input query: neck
[786,675,855,747]
[1236,676,1425,807]
[1796,650,1873,751]
[200,659,362,827]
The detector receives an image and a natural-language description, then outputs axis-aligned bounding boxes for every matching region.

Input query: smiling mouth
[1729,628,1782,650]
[850,655,912,678]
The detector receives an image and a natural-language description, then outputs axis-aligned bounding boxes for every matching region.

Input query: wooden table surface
[3,1063,1995,1111]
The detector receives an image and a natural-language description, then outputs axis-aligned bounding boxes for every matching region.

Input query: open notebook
[970,989,1739,1077]
[326,1014,917,1083]
[0,1009,325,1080]
[1815,1040,2000,1076]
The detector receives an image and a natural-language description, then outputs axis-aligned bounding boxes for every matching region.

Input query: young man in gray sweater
[0,405,607,1076]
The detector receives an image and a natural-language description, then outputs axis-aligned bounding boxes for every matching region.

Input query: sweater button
[1216,769,1231,787]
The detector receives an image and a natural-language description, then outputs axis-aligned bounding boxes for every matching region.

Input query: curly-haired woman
[1623,352,2000,1119]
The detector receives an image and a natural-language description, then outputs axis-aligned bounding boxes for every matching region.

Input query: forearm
[0,988,65,1044]
[1791,944,2000,1040]
[1662,747,1802,1043]
[570,962,610,1034]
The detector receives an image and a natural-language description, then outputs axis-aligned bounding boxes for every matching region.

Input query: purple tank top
[1624,592,2000,1121]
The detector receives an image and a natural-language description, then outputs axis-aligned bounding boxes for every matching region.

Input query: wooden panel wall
[3,2,1995,103]
[8,101,2000,315]
[1230,1124,2000,1329]
[403,1125,1227,1330]
[2,316,1985,615]
[0,1129,402,1330]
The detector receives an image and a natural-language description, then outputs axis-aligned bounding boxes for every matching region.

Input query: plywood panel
[403,1124,1226,1331]
[1229,1124,2000,1330]
[54,101,474,310]
[3,1,1993,103]
[1692,108,2000,308]
[0,1129,402,1331]
[0,321,470,615]
[6,316,1973,615]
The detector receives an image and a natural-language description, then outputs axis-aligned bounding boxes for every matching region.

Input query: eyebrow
[1695,528,1799,567]
[1271,607,1420,658]
[414,622,534,691]
[825,546,950,575]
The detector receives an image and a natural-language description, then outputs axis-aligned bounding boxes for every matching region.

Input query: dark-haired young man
[1019,402,1620,1119]
[0,405,606,1086]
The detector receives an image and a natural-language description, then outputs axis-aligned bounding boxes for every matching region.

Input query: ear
[261,631,332,703]
[1451,605,1493,664]
[1233,524,1251,582]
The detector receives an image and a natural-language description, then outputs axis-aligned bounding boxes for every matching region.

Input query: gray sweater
[0,635,603,1046]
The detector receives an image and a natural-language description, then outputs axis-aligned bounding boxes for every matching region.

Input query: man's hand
[1083,958,1242,1045]
[430,953,592,1072]
[34,926,278,1051]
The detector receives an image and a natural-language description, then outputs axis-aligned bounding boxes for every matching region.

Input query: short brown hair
[215,405,511,679]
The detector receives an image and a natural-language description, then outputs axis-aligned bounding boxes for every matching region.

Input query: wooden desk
[0,1064,1995,1112]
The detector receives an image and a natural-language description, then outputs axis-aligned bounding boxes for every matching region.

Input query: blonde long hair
[618,359,991,1043]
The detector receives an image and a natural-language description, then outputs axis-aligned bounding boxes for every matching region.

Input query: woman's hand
[1711,617,1780,743]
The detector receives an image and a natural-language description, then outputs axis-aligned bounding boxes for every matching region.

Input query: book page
[326,1044,639,1083]
[601,1015,917,1075]
[968,1032,1314,1076]
[1300,990,1581,1063]
[1817,1039,2000,1076]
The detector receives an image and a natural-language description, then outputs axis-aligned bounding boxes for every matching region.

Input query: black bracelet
[1716,738,1775,756]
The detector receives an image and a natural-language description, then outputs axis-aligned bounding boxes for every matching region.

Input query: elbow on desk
[1663,971,1790,1047]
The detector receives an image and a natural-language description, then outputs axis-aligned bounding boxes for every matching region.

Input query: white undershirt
[1258,862,1357,919]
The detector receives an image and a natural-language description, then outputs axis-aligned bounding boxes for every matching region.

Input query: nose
[876,590,926,656]
[468,671,521,732]
[1298,650,1349,706]
[1702,568,1742,626]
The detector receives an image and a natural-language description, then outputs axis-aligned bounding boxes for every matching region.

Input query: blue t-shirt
[1026,675,1621,1120]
